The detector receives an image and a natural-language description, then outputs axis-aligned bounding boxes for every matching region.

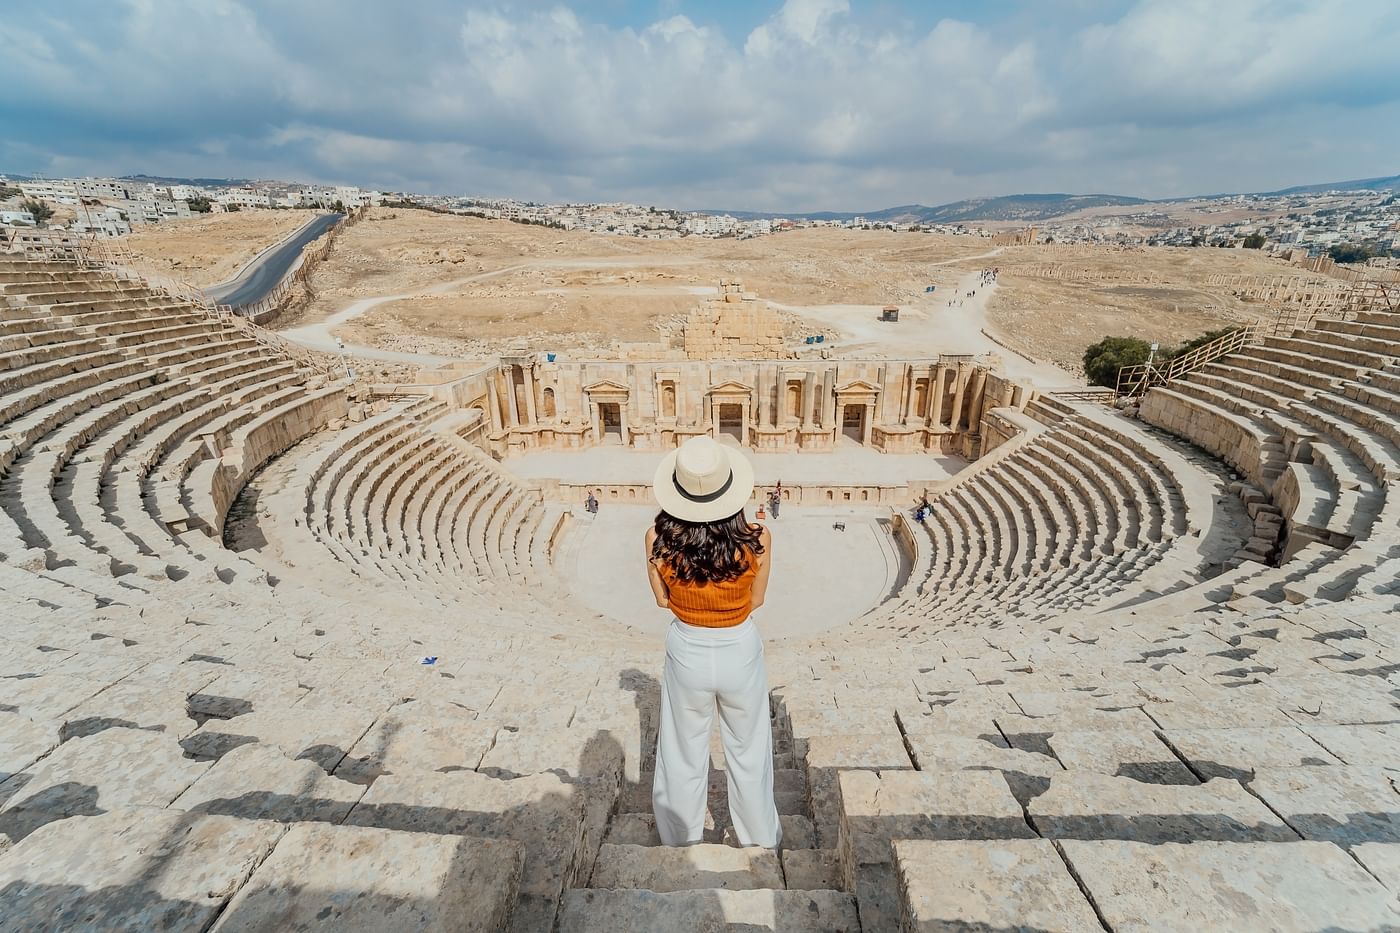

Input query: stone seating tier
[2,254,1399,930]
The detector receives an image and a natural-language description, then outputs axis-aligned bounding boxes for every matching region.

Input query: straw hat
[653,436,755,523]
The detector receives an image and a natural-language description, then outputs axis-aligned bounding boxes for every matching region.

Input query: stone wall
[429,356,1031,461]
[682,281,787,360]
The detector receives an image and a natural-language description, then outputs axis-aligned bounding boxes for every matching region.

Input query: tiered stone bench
[2,254,1399,931]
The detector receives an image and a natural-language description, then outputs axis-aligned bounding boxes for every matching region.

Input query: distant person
[646,436,780,849]
[585,490,598,514]
[914,505,927,524]
[768,489,781,519]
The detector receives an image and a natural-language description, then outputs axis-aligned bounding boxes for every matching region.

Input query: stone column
[590,402,601,443]
[521,366,538,425]
[802,372,815,429]
[950,363,968,432]
[823,367,838,429]
[505,369,521,427]
[486,377,504,433]
[929,365,946,428]
[758,366,771,429]
[862,402,874,446]
[901,363,915,425]
[967,368,988,429]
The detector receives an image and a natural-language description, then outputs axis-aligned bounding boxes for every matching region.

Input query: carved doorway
[718,403,744,442]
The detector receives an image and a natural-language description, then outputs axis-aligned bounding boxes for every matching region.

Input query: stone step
[780,848,843,890]
[557,889,860,932]
[621,768,808,815]
[1027,772,1297,843]
[212,822,522,932]
[605,811,817,850]
[590,842,783,891]
[895,839,1103,932]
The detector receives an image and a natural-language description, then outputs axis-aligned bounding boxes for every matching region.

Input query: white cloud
[0,0,1396,208]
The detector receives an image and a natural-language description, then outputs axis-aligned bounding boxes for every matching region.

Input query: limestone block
[557,889,860,932]
[1248,766,1400,845]
[333,701,499,784]
[0,714,58,802]
[806,733,912,848]
[349,768,587,933]
[1027,772,1295,843]
[1304,723,1400,769]
[172,743,366,823]
[0,729,210,844]
[893,839,1101,932]
[57,682,200,742]
[1059,839,1400,932]
[1048,727,1198,785]
[590,842,783,891]
[1161,726,1340,780]
[902,730,1063,804]
[0,807,285,932]
[781,848,843,890]
[478,722,626,782]
[837,769,1032,932]
[212,823,522,933]
[1353,842,1400,893]
[182,704,380,772]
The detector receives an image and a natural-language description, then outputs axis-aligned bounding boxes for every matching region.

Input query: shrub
[1167,327,1240,360]
[1082,336,1152,388]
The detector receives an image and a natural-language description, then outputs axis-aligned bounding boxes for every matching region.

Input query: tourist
[914,505,926,524]
[769,489,781,519]
[585,490,598,514]
[646,436,780,848]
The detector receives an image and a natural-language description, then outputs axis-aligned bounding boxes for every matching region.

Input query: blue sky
[2,1,1397,210]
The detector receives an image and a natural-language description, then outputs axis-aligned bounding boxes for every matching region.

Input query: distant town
[2,172,1397,266]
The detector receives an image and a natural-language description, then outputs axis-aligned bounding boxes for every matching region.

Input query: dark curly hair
[651,509,763,585]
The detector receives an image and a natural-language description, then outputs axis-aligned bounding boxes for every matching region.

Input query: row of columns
[493,361,984,439]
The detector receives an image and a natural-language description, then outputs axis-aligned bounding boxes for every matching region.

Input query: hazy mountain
[700,174,1398,222]
[120,173,255,187]
[1259,174,1400,196]
[702,193,1147,223]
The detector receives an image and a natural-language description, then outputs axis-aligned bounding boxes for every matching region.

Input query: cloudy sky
[3,0,1397,210]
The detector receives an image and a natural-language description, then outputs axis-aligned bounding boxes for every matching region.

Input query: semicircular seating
[3,252,1400,932]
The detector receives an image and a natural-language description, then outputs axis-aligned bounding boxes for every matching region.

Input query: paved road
[204,212,341,308]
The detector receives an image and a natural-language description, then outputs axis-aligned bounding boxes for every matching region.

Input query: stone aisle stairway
[558,699,862,931]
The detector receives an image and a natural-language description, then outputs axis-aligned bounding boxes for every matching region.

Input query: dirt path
[768,249,1080,387]
[280,256,706,365]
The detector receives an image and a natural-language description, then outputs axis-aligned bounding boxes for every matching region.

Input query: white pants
[653,617,781,847]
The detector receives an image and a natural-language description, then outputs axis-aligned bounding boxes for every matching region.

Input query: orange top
[659,549,758,628]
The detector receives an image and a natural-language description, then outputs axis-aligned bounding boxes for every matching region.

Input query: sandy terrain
[290,208,996,357]
[124,204,1303,382]
[983,244,1293,372]
[117,210,315,287]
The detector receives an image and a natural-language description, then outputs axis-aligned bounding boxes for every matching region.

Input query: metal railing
[1115,323,1265,399]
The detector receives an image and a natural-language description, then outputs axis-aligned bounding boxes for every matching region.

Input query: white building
[18,180,78,204]
[217,188,271,209]
[75,177,131,200]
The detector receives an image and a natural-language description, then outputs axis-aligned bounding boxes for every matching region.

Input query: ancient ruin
[2,241,1399,932]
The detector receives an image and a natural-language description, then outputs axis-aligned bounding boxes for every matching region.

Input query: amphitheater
[0,239,1398,933]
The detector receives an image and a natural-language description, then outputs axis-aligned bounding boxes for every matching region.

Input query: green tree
[186,196,212,213]
[1082,336,1152,388]
[331,199,346,213]
[21,198,54,226]
[0,185,21,199]
[1242,232,1266,249]
[225,203,241,212]
[1328,242,1375,264]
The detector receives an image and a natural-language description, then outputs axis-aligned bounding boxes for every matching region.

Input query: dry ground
[984,244,1296,372]
[117,210,315,287]
[292,208,996,356]
[117,204,1305,372]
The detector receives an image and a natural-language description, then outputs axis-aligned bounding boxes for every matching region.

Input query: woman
[646,435,781,848]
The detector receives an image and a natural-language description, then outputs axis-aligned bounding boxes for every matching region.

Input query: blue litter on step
[815,335,825,343]
[805,336,814,344]
[419,656,438,665]
[546,352,557,362]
